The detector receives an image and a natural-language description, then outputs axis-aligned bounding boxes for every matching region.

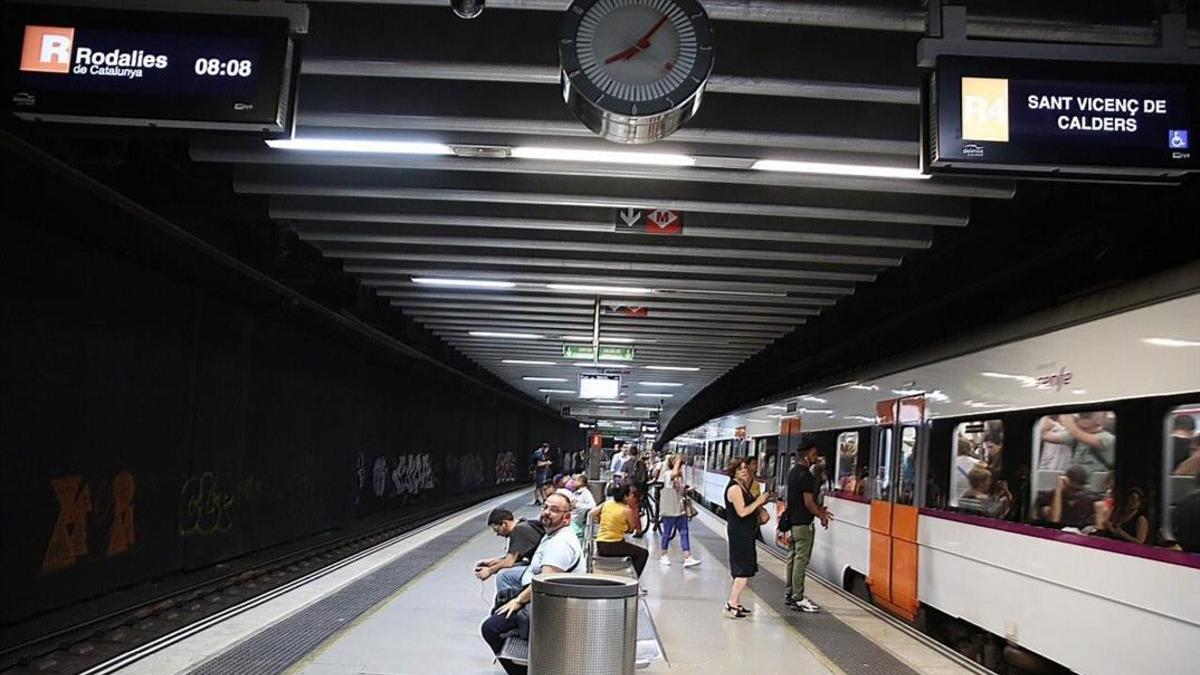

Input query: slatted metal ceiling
[187,0,1178,434]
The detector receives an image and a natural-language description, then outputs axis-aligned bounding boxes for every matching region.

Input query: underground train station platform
[107,491,978,675]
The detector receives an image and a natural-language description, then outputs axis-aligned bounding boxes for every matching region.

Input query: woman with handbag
[657,454,701,568]
[724,457,775,619]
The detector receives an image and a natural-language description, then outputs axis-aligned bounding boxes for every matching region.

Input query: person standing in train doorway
[784,443,831,613]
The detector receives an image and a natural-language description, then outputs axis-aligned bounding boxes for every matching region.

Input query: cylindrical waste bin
[528,574,638,675]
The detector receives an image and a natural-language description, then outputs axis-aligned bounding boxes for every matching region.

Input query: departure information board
[925,56,1199,177]
[4,4,297,132]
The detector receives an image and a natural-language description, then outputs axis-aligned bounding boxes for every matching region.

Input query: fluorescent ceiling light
[512,146,695,166]
[634,406,660,411]
[638,381,682,387]
[645,365,699,372]
[523,376,568,382]
[538,388,575,394]
[849,384,880,391]
[800,395,828,403]
[591,399,626,404]
[266,138,453,155]
[547,283,654,295]
[891,388,924,396]
[470,331,542,339]
[1142,337,1200,347]
[561,335,636,344]
[502,359,556,366]
[1071,389,1088,395]
[753,159,927,180]
[597,405,627,410]
[747,418,771,423]
[578,423,592,429]
[926,390,950,403]
[412,277,516,289]
[574,361,633,368]
[798,407,834,414]
[636,392,674,398]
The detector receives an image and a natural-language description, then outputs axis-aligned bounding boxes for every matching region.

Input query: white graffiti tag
[391,454,434,496]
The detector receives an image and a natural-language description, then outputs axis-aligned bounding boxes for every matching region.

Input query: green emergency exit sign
[562,344,635,361]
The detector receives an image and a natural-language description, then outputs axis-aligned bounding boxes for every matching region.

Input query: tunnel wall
[1,213,577,626]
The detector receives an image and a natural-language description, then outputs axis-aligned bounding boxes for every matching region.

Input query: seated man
[1034,465,1095,529]
[475,509,544,605]
[480,492,582,675]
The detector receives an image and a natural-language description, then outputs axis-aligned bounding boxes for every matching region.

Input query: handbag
[682,495,699,520]
[757,506,770,526]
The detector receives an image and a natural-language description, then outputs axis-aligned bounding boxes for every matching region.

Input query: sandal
[723,603,747,619]
[736,605,752,614]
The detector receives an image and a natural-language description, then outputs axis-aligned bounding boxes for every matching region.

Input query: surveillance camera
[450,0,485,19]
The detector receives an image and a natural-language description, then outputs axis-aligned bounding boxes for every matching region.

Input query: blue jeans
[660,515,691,552]
[495,565,527,604]
[481,611,527,675]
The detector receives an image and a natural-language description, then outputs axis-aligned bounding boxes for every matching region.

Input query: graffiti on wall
[178,472,235,536]
[42,470,136,574]
[495,451,516,484]
[459,453,485,489]
[362,453,436,500]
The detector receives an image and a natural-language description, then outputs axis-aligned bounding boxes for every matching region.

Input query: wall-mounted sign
[563,344,635,361]
[924,56,1198,177]
[5,4,298,133]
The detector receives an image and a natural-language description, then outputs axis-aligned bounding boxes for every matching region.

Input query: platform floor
[115,490,978,675]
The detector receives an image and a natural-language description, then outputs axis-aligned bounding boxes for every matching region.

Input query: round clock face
[559,0,713,143]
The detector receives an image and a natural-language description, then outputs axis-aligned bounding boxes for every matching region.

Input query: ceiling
[179,0,1195,437]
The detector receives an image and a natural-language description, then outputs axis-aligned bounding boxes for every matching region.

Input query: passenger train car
[671,287,1200,675]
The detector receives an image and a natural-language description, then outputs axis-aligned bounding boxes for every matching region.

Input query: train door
[867,395,925,621]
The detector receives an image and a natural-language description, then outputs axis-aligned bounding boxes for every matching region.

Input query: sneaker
[682,557,701,568]
[796,598,820,613]
[785,598,801,612]
[659,556,671,567]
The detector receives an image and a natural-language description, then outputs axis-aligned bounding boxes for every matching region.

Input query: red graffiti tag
[42,476,92,573]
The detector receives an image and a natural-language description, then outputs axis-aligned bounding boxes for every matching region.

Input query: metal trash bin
[529,574,638,675]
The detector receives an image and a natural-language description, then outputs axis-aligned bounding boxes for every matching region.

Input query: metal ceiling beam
[353,269,855,296]
[272,206,935,250]
[404,308,800,329]
[389,297,821,317]
[296,112,920,157]
[323,1,1199,46]
[377,289,837,308]
[401,306,802,326]
[301,58,919,106]
[445,339,762,354]
[418,318,788,339]
[235,180,970,228]
[328,251,876,283]
[195,143,1010,200]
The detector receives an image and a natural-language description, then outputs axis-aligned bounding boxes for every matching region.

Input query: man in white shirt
[481,492,582,674]
[609,442,626,477]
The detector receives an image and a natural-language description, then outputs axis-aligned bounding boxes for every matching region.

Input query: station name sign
[4,4,297,132]
[925,56,1198,177]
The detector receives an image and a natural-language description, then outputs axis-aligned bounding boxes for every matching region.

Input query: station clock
[558,0,714,144]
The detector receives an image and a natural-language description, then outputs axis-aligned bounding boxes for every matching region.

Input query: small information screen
[927,56,1198,176]
[4,4,296,132]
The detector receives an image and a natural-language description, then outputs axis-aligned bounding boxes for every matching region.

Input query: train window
[896,426,918,505]
[1163,405,1200,550]
[874,427,893,500]
[948,420,1007,517]
[834,431,860,493]
[1030,411,1116,530]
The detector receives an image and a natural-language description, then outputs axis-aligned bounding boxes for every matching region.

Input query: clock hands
[603,14,669,65]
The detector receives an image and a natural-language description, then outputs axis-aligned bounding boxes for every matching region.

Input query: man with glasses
[481,492,582,675]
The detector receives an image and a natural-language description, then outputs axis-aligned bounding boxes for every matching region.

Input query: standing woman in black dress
[724,457,775,618]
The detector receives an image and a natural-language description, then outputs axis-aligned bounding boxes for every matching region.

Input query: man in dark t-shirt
[1034,465,1095,529]
[476,509,545,603]
[784,444,830,613]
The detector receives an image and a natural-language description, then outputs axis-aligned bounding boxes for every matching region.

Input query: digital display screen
[926,56,1199,176]
[579,374,621,400]
[4,4,296,132]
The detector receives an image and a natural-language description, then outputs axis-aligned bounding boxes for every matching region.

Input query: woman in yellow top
[589,483,649,577]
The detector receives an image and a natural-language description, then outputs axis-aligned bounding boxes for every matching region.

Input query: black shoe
[784,598,801,612]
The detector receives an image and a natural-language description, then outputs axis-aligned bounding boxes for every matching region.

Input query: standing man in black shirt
[784,443,831,613]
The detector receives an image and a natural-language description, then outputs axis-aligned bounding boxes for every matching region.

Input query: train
[671,280,1200,675]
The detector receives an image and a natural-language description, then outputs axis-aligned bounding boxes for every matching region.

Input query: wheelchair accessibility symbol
[1168,130,1189,149]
